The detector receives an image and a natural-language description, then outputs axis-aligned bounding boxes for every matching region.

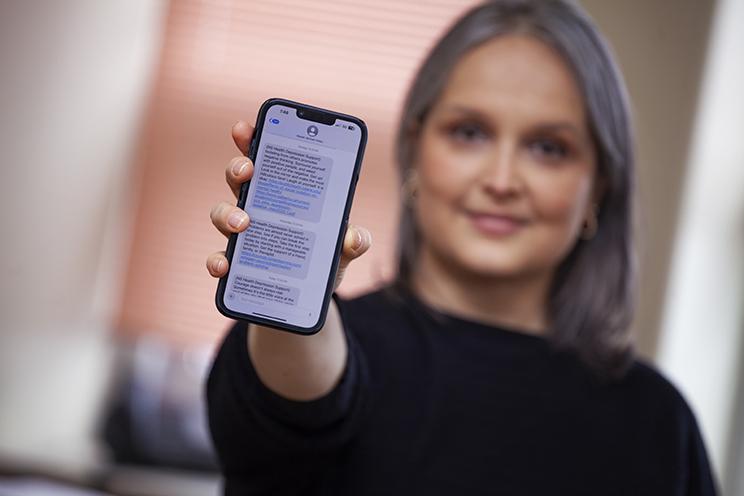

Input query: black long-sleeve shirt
[206,286,718,495]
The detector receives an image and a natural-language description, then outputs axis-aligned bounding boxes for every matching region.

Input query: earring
[581,203,598,240]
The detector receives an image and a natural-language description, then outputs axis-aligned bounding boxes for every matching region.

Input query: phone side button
[247,137,257,158]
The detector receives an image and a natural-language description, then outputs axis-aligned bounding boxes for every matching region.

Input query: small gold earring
[581,204,598,240]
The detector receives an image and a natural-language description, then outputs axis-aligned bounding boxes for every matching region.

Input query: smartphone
[215,98,367,334]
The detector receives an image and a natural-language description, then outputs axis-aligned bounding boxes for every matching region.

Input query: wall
[0,0,165,475]
[582,0,715,359]
[655,0,744,490]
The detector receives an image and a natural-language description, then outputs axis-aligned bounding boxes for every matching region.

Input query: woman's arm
[206,299,369,493]
[248,300,345,401]
[207,120,371,402]
[247,271,357,401]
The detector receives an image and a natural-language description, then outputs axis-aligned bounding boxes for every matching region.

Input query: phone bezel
[215,98,367,335]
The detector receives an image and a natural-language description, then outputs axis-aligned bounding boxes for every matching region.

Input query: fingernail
[213,259,225,273]
[232,160,249,176]
[353,229,363,250]
[228,210,248,229]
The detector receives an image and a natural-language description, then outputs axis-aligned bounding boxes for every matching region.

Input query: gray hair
[393,0,637,379]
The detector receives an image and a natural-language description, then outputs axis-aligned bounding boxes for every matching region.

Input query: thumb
[335,225,372,290]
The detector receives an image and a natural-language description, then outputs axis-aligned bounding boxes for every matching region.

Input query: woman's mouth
[466,211,528,236]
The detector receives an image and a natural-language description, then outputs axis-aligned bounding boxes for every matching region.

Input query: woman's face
[414,35,598,281]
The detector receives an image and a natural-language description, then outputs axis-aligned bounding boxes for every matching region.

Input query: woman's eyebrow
[530,123,593,147]
[439,105,583,130]
[532,122,581,134]
[437,104,486,118]
[436,104,590,141]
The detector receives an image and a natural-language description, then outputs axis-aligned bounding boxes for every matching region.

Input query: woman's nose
[482,143,523,198]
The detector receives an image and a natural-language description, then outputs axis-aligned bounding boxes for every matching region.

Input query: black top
[207,286,718,495]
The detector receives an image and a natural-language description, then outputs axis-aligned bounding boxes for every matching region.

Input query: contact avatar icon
[306,125,318,137]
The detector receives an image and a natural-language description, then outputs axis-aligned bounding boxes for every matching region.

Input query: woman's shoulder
[335,284,409,329]
[334,283,446,356]
[618,357,698,420]
[619,359,716,490]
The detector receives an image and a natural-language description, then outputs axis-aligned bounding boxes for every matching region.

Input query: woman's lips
[467,211,528,236]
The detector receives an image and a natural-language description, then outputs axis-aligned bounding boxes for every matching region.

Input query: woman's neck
[410,246,551,335]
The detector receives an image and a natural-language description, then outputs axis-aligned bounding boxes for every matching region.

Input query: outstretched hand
[206,120,372,290]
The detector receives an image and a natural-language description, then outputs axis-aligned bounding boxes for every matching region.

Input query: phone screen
[220,101,364,331]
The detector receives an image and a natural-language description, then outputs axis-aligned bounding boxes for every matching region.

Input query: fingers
[210,201,250,238]
[209,121,253,279]
[226,156,254,199]
[232,120,255,155]
[226,121,255,199]
[206,251,229,278]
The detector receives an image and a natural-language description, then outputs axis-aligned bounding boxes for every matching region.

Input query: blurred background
[1,0,743,494]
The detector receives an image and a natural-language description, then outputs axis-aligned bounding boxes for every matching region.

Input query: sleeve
[205,294,369,495]
[682,405,719,496]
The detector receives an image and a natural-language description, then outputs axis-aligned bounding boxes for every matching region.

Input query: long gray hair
[393,0,637,379]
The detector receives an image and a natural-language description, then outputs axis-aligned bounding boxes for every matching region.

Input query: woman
[205,1,717,494]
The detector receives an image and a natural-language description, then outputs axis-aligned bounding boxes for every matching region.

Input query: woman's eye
[448,123,488,143]
[529,138,569,160]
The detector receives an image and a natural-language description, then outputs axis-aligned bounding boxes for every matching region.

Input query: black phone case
[215,98,368,334]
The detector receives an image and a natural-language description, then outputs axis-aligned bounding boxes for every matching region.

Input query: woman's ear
[402,169,420,204]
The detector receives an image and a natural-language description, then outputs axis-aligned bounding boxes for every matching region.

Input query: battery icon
[348,125,355,131]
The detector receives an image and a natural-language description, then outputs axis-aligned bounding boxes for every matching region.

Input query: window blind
[117,0,478,344]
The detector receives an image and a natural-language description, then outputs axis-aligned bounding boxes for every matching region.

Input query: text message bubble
[251,143,333,222]
[230,276,299,306]
[238,219,315,279]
